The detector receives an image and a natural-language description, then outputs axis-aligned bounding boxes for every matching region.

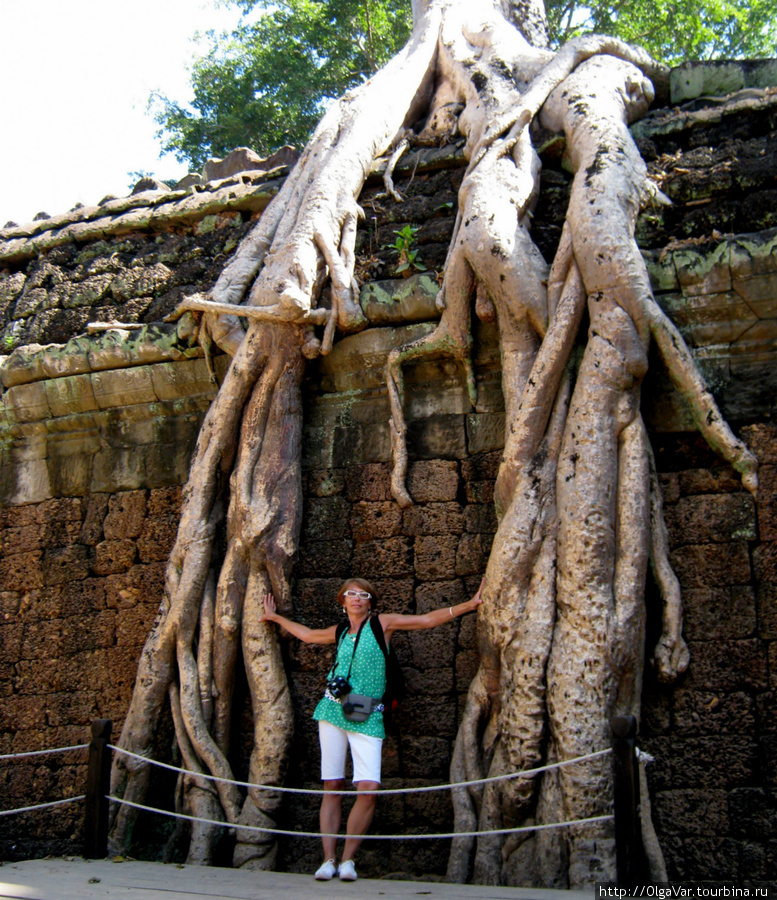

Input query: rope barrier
[108,794,614,841]
[108,744,611,797]
[0,743,89,761]
[0,795,86,817]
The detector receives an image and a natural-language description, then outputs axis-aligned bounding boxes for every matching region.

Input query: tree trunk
[110,0,757,885]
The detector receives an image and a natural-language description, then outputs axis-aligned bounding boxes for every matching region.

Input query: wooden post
[611,714,646,885]
[83,718,112,859]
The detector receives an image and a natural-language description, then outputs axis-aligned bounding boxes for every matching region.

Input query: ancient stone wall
[1,63,776,881]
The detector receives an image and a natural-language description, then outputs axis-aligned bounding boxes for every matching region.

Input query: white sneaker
[314,858,337,880]
[338,859,357,881]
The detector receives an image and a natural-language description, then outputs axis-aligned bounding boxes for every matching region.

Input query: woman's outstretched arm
[259,592,338,644]
[380,580,483,641]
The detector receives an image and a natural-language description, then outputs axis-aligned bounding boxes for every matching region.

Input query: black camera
[327,675,351,699]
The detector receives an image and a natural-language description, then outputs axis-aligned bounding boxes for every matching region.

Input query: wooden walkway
[0,858,591,900]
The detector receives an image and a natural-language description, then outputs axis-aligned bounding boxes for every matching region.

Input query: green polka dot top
[313,619,387,739]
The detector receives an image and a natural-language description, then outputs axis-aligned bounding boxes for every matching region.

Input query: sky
[0,0,246,227]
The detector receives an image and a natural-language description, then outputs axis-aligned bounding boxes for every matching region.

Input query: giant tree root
[110,0,757,885]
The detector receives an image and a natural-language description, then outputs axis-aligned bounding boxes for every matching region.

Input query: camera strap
[329,616,369,684]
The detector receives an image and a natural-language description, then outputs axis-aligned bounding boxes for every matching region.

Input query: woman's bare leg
[320,779,344,861]
[342,780,380,862]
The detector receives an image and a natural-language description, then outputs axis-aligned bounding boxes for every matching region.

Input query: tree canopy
[155,0,776,177]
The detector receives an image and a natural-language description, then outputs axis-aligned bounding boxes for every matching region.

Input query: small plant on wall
[390,224,423,277]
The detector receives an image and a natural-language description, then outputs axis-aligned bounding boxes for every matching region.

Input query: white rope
[108,744,611,797]
[0,795,86,817]
[108,795,613,841]
[0,743,89,761]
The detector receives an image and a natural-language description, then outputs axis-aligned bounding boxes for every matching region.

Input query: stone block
[414,534,457,581]
[359,273,440,325]
[659,290,757,348]
[455,648,479,689]
[676,466,743,495]
[728,788,777,839]
[342,463,391,502]
[351,536,412,578]
[402,502,463,536]
[331,422,390,466]
[92,539,138,575]
[60,577,106,615]
[399,735,451,780]
[90,447,146,493]
[304,469,345,498]
[682,586,756,641]
[292,578,345,628]
[414,579,466,613]
[757,584,777,639]
[301,497,351,542]
[652,788,729,836]
[104,563,164,610]
[463,503,497,534]
[674,240,732,296]
[43,374,99,417]
[297,539,355,578]
[397,693,457,738]
[91,366,156,409]
[136,515,179,563]
[406,460,459,503]
[673,688,756,736]
[466,412,506,454]
[45,433,97,498]
[666,735,757,788]
[756,690,776,733]
[102,490,147,541]
[350,501,402,541]
[643,248,680,292]
[16,587,63,622]
[455,532,491,576]
[753,542,777,583]
[43,545,90,586]
[684,639,768,692]
[734,272,777,317]
[670,541,751,588]
[404,663,454,696]
[143,440,196,489]
[406,414,466,461]
[770,642,777,690]
[757,465,777,541]
[1,523,46,556]
[79,493,109,545]
[150,358,216,402]
[0,458,53,506]
[671,59,777,103]
[3,382,52,424]
[114,605,160,651]
[0,549,44,591]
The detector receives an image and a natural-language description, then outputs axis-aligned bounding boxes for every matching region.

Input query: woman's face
[342,581,372,617]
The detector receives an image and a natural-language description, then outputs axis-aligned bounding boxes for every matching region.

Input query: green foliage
[389,224,423,275]
[153,0,412,171]
[544,0,777,64]
[155,0,777,171]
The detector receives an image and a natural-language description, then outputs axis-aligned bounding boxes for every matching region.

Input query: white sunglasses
[343,589,371,599]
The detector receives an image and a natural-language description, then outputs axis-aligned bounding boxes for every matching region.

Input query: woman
[260,577,483,882]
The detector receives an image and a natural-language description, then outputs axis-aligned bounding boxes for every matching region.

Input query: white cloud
[0,0,243,226]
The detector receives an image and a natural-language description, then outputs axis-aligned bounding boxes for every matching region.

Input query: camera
[327,675,351,699]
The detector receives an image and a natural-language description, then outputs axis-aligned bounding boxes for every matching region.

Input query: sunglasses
[343,590,371,599]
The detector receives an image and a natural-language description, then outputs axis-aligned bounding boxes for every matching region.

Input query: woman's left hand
[470,578,484,610]
[259,591,277,623]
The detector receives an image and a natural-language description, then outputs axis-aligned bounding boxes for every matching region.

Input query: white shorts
[318,720,383,784]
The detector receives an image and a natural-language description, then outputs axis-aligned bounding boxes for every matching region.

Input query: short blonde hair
[336,577,378,611]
